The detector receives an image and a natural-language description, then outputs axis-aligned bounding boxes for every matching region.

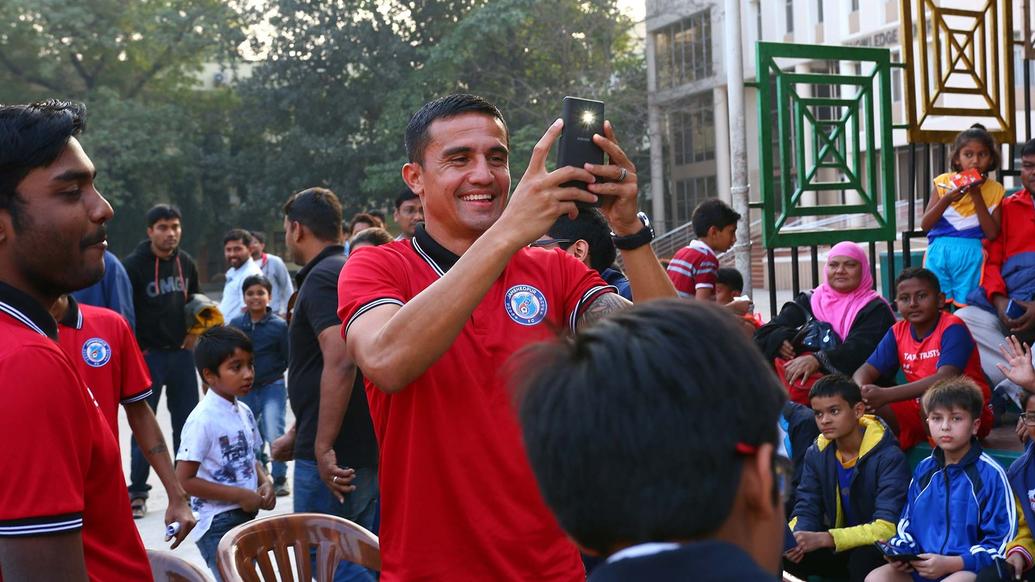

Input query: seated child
[716,267,762,335]
[866,378,1015,582]
[980,336,1035,582]
[175,326,275,581]
[784,375,910,582]
[667,198,739,301]
[229,275,290,496]
[853,268,993,449]
[780,400,821,517]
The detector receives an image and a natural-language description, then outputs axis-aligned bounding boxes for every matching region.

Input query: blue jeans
[129,348,200,498]
[239,379,287,481]
[294,459,378,582]
[196,508,255,582]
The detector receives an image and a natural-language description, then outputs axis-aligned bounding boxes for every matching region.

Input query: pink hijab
[810,242,890,341]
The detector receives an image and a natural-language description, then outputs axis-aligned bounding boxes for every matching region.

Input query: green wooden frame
[756,42,897,248]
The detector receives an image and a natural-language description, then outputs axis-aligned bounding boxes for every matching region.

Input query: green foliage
[0,0,647,274]
[239,0,648,218]
[0,0,249,274]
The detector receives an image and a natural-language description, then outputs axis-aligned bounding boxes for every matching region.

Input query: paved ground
[117,383,296,573]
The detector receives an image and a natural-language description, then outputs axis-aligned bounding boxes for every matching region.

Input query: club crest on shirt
[505,285,548,326]
[82,338,112,368]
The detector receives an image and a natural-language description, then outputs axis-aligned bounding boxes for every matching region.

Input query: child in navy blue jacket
[228,275,290,496]
[868,377,1016,582]
[785,375,910,582]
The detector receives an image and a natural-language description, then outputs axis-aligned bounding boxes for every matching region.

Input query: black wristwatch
[611,212,655,250]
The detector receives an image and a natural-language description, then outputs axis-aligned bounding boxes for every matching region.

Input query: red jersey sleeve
[0,347,89,536]
[666,248,695,298]
[553,249,615,333]
[117,317,152,404]
[338,245,407,340]
[981,197,1012,301]
[693,254,718,290]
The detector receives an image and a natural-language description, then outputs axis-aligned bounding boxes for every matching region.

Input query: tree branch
[126,9,209,98]
[68,52,94,90]
[0,47,65,93]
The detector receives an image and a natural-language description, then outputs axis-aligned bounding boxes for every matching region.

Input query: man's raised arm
[345,120,597,393]
[576,120,677,329]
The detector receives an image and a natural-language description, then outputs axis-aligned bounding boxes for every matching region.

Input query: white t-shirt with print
[176,389,261,542]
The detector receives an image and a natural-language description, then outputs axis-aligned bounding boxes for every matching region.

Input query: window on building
[811,62,841,122]
[669,93,715,166]
[674,176,718,225]
[786,0,794,33]
[817,0,824,23]
[653,10,712,89]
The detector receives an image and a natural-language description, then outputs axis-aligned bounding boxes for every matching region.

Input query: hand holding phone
[556,96,605,206]
[874,540,920,563]
[1007,299,1026,320]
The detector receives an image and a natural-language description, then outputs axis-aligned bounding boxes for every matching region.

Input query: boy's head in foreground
[922,377,983,458]
[808,374,866,442]
[894,268,944,326]
[195,326,255,400]
[513,299,786,570]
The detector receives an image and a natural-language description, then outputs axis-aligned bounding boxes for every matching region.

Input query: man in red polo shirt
[337,94,676,580]
[0,100,152,581]
[52,293,196,547]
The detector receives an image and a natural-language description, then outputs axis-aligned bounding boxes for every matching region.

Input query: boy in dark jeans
[785,374,910,582]
[229,274,290,496]
[176,327,275,581]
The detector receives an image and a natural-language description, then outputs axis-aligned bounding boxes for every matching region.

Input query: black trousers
[783,545,885,582]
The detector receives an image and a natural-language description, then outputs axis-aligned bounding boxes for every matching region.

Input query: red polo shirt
[338,226,614,582]
[0,283,151,582]
[56,297,152,441]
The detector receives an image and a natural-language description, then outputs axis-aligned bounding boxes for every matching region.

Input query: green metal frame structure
[756,42,897,248]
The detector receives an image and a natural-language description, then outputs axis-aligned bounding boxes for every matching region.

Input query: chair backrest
[216,513,381,582]
[147,549,213,582]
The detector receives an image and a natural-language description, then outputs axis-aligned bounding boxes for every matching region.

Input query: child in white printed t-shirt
[175,326,275,582]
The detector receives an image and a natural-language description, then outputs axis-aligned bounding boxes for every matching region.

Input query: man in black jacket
[122,204,201,517]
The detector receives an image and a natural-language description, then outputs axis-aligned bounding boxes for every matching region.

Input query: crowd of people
[7,93,1035,582]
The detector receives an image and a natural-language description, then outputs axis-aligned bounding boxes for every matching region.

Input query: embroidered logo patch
[504,285,548,326]
[82,338,112,368]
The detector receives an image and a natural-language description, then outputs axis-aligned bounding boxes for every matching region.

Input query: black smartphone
[873,541,919,563]
[1007,299,1026,320]
[556,96,605,206]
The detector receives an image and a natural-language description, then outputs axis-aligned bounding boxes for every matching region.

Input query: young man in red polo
[337,94,676,581]
[51,293,196,547]
[0,101,152,581]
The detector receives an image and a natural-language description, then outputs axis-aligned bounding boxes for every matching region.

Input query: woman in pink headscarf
[754,242,894,404]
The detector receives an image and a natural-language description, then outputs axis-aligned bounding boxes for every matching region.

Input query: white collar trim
[606,542,681,564]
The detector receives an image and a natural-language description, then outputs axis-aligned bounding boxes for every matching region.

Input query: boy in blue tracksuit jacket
[870,378,1015,582]
[784,375,910,582]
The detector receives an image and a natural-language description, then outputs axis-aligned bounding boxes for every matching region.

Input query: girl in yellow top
[921,124,1004,307]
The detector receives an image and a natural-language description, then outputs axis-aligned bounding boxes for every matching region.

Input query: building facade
[646,0,1028,237]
